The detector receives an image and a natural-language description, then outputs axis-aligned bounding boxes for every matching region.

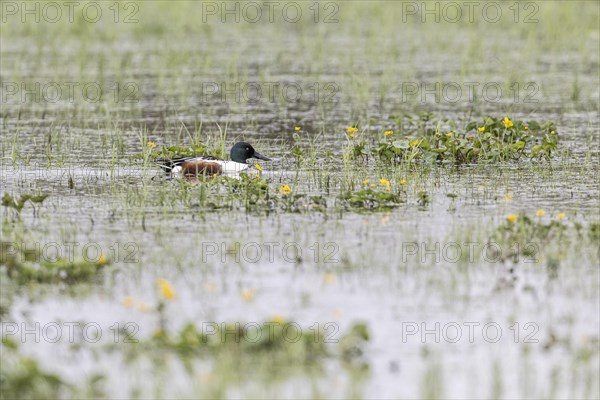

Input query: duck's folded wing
[154,157,196,172]
[154,156,217,173]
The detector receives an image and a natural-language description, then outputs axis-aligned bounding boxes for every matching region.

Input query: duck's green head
[230,142,271,163]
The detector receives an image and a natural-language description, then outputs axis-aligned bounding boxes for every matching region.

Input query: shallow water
[1,1,599,399]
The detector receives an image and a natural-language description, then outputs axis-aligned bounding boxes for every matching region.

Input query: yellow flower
[348,133,356,139]
[379,178,390,188]
[347,127,358,133]
[294,126,301,131]
[380,213,390,225]
[502,117,513,128]
[96,255,109,266]
[323,272,335,285]
[399,179,407,185]
[362,179,370,185]
[122,296,135,308]
[446,132,453,138]
[550,130,556,135]
[254,163,263,171]
[147,141,157,148]
[157,278,176,301]
[152,328,164,338]
[556,212,566,220]
[279,184,291,196]
[205,281,218,293]
[271,314,286,324]
[384,130,394,136]
[478,126,485,133]
[506,214,518,224]
[524,126,529,130]
[241,289,255,302]
[536,209,545,217]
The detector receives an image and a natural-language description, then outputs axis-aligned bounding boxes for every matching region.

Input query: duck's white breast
[171,159,248,176]
[220,161,249,175]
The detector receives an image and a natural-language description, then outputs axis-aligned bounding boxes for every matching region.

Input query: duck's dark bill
[253,152,271,161]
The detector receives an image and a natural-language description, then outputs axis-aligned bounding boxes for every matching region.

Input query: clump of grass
[145,143,209,160]
[489,211,596,276]
[495,213,568,245]
[0,241,110,285]
[1,192,49,218]
[126,319,370,367]
[339,185,406,212]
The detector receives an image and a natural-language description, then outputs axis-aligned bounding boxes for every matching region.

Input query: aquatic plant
[348,114,559,164]
[0,241,110,285]
[1,192,49,218]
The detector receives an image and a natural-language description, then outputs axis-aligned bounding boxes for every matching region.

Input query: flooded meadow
[1,1,599,399]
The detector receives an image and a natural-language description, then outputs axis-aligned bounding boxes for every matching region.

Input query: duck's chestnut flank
[180,160,223,176]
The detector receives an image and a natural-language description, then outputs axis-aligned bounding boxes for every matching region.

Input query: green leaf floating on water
[513,141,526,150]
[393,140,410,149]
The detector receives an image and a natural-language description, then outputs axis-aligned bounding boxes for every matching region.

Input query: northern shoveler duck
[155,142,271,177]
